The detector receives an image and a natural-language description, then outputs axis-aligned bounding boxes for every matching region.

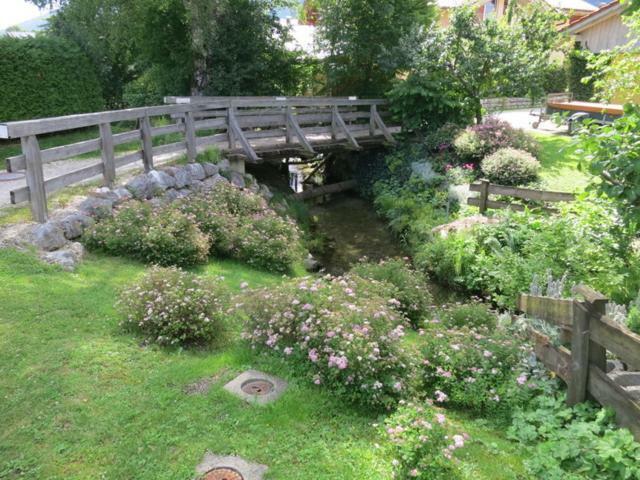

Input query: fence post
[568,300,590,405]
[285,105,293,144]
[331,105,338,140]
[21,135,48,223]
[99,123,116,187]
[574,285,609,373]
[227,102,236,150]
[140,116,154,172]
[184,111,197,163]
[478,179,490,214]
[369,104,377,137]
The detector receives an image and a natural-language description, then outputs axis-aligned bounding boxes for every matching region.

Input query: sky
[0,0,52,30]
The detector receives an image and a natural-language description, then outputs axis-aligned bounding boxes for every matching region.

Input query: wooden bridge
[0,96,399,222]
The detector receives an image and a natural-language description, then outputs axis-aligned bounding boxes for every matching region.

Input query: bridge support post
[230,156,245,175]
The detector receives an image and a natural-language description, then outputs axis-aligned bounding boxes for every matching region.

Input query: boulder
[112,187,133,205]
[40,242,84,271]
[163,189,181,203]
[185,163,206,181]
[33,222,67,251]
[431,214,500,238]
[202,162,220,177]
[217,158,231,172]
[190,180,204,192]
[201,174,228,191]
[148,170,176,191]
[303,254,322,272]
[164,166,192,189]
[258,184,274,202]
[125,174,154,199]
[229,171,246,189]
[78,196,114,218]
[59,213,94,240]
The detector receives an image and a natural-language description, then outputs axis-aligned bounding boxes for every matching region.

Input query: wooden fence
[0,96,396,223]
[518,285,640,439]
[468,179,576,214]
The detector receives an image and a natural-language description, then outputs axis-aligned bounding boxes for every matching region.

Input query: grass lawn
[0,249,530,479]
[532,132,591,193]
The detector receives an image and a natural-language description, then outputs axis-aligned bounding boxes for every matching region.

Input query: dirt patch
[183,368,229,396]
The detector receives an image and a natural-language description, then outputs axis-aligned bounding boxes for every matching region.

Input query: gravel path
[492,108,566,135]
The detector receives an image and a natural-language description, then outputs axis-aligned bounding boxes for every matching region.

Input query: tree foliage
[314,0,435,97]
[0,36,103,121]
[31,0,302,107]
[387,6,562,129]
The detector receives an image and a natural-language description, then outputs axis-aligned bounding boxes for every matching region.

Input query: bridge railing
[0,96,395,223]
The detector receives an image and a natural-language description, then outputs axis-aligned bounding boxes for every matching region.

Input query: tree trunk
[475,99,483,125]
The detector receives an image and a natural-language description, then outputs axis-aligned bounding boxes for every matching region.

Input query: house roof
[544,0,598,12]
[562,0,625,32]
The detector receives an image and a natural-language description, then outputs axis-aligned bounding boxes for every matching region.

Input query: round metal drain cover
[241,379,274,396]
[204,467,244,480]
[0,172,25,182]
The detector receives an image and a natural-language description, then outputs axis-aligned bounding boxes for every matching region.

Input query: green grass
[533,132,591,193]
[0,249,529,479]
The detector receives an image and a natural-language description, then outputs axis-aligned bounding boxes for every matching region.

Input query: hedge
[0,36,104,122]
[566,47,594,101]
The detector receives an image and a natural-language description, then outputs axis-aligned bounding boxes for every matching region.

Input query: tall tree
[314,0,435,97]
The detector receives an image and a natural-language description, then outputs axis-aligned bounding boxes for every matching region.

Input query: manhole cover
[204,467,244,480]
[241,379,274,396]
[0,172,25,182]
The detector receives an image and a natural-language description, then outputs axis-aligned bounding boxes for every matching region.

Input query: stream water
[309,192,405,274]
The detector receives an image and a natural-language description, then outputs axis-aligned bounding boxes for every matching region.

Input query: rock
[258,184,274,202]
[78,196,114,219]
[202,162,220,177]
[185,163,206,181]
[163,189,181,203]
[431,214,500,238]
[229,171,246,189]
[148,169,176,191]
[217,158,231,172]
[93,187,119,202]
[449,184,473,205]
[0,223,36,249]
[59,213,94,240]
[112,187,133,205]
[33,222,67,251]
[125,174,154,199]
[176,188,192,199]
[164,166,192,189]
[201,174,228,191]
[190,180,204,192]
[303,254,321,272]
[40,242,84,271]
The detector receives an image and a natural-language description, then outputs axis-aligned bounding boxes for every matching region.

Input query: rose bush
[241,274,420,409]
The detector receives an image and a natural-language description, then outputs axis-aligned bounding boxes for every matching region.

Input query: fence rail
[518,286,640,439]
[469,180,576,214]
[0,96,396,223]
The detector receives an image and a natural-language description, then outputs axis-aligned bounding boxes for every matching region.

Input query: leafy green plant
[352,258,432,327]
[118,266,226,347]
[508,394,640,479]
[382,402,466,479]
[438,302,496,330]
[481,148,541,186]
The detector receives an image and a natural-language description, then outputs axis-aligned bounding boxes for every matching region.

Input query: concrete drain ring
[241,379,274,396]
[204,467,244,480]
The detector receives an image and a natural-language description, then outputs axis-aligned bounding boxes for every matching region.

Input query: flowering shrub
[481,148,540,186]
[234,212,303,273]
[84,201,210,267]
[438,302,496,330]
[423,123,464,153]
[117,266,226,347]
[444,163,476,185]
[418,320,522,413]
[351,258,432,328]
[382,401,466,479]
[453,118,540,164]
[241,274,420,409]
